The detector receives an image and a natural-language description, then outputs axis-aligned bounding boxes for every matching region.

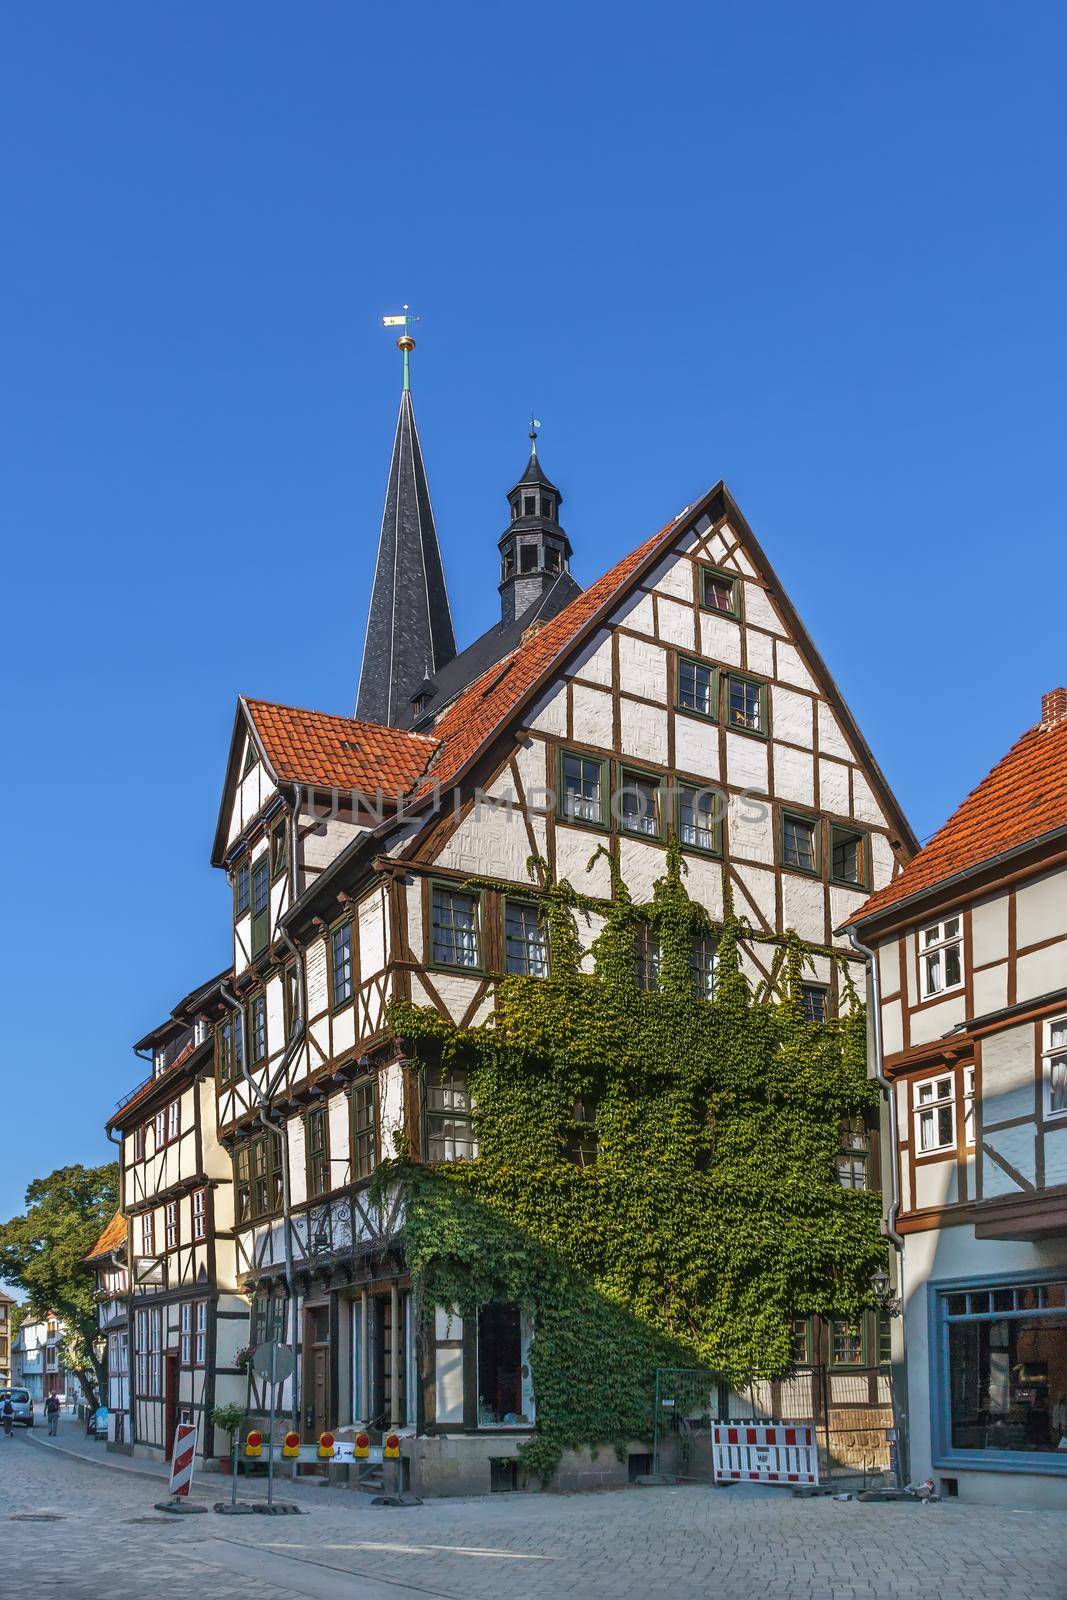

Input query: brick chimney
[1040,687,1067,728]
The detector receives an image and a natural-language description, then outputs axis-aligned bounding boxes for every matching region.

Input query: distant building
[850,687,1067,1510]
[105,979,246,1465]
[12,1316,44,1400]
[0,1289,13,1387]
[84,1211,130,1445]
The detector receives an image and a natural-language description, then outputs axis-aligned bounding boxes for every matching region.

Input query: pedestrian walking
[45,1392,61,1436]
[1,1398,13,1438]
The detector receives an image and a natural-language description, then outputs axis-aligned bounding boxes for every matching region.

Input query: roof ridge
[243,696,440,745]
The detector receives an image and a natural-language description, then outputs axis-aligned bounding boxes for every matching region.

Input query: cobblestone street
[0,1425,1063,1600]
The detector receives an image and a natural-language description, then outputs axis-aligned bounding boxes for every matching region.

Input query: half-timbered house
[848,687,1067,1508]
[107,973,246,1463]
[84,1211,130,1445]
[198,356,919,1491]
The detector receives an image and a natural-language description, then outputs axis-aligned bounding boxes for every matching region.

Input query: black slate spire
[355,385,457,726]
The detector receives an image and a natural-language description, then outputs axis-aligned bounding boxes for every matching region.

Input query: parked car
[0,1388,34,1428]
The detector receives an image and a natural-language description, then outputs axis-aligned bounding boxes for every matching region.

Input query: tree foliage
[383,843,886,1479]
[0,1163,118,1407]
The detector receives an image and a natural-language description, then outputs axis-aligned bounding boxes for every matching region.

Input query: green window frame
[830,1318,866,1368]
[877,1312,893,1368]
[250,858,270,958]
[790,1317,813,1366]
[305,1106,330,1199]
[781,809,820,876]
[250,993,267,1064]
[430,884,482,971]
[635,924,660,991]
[558,749,608,828]
[234,1130,283,1223]
[504,899,548,976]
[723,672,768,738]
[350,1077,378,1181]
[563,1097,599,1168]
[330,922,353,1008]
[699,563,741,619]
[234,1145,251,1224]
[675,783,723,856]
[216,1018,234,1085]
[830,824,870,888]
[801,983,829,1023]
[676,655,718,720]
[691,932,717,999]
[269,819,289,881]
[233,859,250,917]
[425,1066,478,1161]
[617,767,662,839]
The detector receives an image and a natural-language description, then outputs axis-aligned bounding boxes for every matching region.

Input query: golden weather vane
[382,305,419,391]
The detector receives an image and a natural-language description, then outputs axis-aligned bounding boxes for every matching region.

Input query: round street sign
[252,1341,295,1382]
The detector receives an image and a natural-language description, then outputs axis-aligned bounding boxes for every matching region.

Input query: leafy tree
[0,1164,118,1408]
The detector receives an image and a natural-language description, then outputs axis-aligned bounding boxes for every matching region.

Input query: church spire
[355,316,456,726]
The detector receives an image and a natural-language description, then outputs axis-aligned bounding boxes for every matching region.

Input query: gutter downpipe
[847,923,908,1484]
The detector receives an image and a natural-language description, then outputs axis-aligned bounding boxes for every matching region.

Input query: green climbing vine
[381,840,886,1481]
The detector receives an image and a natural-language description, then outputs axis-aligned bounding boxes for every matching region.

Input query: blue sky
[1,3,1063,1225]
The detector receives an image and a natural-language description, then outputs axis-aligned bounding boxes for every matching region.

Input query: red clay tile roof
[412,511,689,796]
[85,1211,127,1262]
[851,711,1067,925]
[244,700,439,794]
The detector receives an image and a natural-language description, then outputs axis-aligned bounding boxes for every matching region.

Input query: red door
[164,1354,179,1458]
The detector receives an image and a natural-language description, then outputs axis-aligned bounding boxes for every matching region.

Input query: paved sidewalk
[8,1422,1067,1599]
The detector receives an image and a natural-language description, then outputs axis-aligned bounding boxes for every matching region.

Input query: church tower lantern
[498,422,573,626]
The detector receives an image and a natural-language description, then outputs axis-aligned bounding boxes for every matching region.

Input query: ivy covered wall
[383,843,887,1479]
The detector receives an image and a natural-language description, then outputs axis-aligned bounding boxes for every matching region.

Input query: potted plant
[234,1345,255,1375]
[212,1402,246,1475]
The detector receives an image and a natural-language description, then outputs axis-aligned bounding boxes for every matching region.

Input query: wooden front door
[303,1304,330,1442]
[164,1354,179,1459]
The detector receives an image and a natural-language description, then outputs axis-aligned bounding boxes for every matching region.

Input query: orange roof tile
[851,710,1067,925]
[85,1211,127,1262]
[244,700,439,795]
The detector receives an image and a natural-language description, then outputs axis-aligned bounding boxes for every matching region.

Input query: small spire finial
[529,414,541,457]
[383,305,420,391]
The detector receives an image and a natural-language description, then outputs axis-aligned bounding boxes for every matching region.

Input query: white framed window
[1044,1015,1067,1119]
[964,1065,976,1147]
[141,1211,155,1257]
[167,1100,180,1142]
[194,1300,207,1367]
[919,915,963,999]
[179,1301,191,1366]
[154,1108,165,1147]
[915,1073,956,1153]
[164,1200,178,1250]
[192,1187,206,1241]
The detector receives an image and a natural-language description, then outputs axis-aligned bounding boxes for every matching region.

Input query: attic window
[243,741,256,775]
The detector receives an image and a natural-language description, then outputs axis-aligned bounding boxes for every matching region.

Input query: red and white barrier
[712,1421,819,1486]
[168,1422,199,1499]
